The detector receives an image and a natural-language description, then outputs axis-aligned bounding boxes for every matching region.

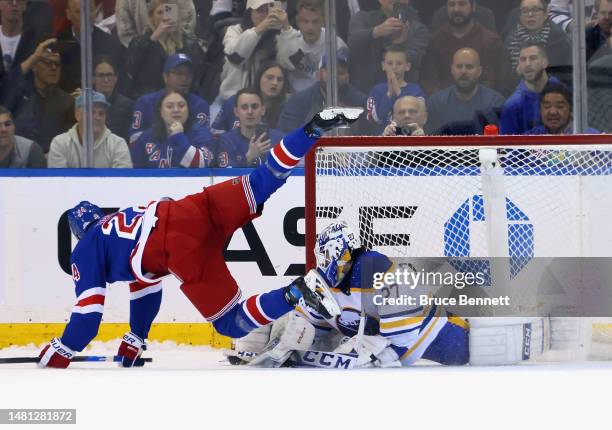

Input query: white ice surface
[1,342,612,430]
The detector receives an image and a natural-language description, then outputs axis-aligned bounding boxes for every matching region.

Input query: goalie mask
[67,201,105,240]
[315,221,361,288]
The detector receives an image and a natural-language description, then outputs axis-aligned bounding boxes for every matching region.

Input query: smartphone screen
[255,124,268,138]
[163,3,179,23]
[392,2,409,23]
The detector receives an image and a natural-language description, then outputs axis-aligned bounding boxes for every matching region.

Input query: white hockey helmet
[314,221,361,287]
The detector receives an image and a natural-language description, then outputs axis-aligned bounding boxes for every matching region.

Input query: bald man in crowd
[382,95,428,136]
[426,47,505,135]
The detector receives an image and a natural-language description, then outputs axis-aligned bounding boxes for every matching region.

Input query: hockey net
[305,134,612,359]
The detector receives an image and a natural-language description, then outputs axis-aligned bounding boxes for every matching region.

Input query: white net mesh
[314,145,612,261]
[312,142,612,358]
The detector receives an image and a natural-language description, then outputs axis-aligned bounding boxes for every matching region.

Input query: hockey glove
[284,269,341,318]
[117,332,147,367]
[38,338,75,369]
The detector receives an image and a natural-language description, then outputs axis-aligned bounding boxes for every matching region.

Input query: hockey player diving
[37,108,363,368]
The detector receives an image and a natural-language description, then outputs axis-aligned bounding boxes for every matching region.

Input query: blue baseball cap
[75,91,110,109]
[164,53,193,73]
[320,47,350,69]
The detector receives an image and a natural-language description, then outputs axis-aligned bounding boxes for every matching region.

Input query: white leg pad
[469,317,549,365]
[549,317,592,360]
[234,324,272,354]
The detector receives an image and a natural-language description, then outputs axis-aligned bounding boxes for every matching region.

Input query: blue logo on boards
[444,195,534,280]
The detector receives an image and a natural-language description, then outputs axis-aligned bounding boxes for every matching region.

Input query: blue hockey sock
[248,164,286,205]
[129,288,162,340]
[266,127,317,177]
[61,313,103,352]
[249,127,317,205]
[213,288,293,338]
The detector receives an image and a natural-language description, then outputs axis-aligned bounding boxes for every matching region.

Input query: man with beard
[425,48,504,135]
[420,0,505,95]
[500,43,561,135]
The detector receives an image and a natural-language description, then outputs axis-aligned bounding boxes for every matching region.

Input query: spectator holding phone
[212,60,289,134]
[218,0,290,101]
[130,90,215,168]
[348,0,429,93]
[116,0,196,48]
[125,0,207,99]
[215,88,283,167]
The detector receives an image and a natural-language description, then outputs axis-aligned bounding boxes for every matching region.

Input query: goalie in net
[231,129,612,367]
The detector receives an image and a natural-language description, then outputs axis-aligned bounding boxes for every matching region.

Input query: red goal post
[304,134,612,270]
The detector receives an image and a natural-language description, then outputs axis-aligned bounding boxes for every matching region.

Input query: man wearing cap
[47,91,132,168]
[129,53,212,142]
[276,48,367,133]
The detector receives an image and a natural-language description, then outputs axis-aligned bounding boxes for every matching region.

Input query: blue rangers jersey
[296,250,449,366]
[61,202,165,352]
[129,90,211,138]
[215,127,284,168]
[130,128,216,168]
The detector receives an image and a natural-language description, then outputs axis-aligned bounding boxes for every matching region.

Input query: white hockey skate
[304,107,364,137]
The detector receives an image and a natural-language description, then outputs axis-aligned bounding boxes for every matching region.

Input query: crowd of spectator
[0,0,608,169]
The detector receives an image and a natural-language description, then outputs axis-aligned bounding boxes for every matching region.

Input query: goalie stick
[0,355,153,364]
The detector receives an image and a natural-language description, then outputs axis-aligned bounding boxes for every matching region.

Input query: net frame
[304,134,612,270]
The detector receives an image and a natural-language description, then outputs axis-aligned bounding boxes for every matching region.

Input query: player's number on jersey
[101,211,143,240]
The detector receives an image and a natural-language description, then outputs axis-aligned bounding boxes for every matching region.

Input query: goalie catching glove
[117,332,148,367]
[284,269,341,319]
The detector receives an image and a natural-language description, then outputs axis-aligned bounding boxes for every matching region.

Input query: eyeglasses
[520,7,546,16]
[94,72,116,80]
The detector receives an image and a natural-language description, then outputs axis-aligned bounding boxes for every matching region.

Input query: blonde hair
[148,0,184,55]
